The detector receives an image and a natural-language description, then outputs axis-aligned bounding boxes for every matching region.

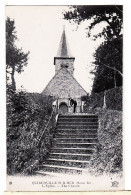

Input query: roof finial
[63,25,65,31]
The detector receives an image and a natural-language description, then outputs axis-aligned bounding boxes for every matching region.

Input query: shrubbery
[90,92,104,108]
[83,87,122,112]
[89,108,122,175]
[106,87,122,111]
[7,85,56,175]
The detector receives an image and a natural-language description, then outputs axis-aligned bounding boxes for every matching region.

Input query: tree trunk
[11,67,16,90]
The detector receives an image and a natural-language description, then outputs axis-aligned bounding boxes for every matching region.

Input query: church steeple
[56,26,72,58]
[54,27,75,75]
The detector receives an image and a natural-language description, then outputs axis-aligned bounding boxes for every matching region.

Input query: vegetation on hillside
[7,86,56,175]
[89,108,122,175]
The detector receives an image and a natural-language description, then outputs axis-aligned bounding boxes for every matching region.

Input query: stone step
[53,138,98,143]
[55,134,97,138]
[35,170,59,177]
[53,143,97,148]
[57,125,98,129]
[35,114,99,175]
[43,158,89,168]
[50,148,95,154]
[37,164,83,175]
[59,115,98,119]
[35,170,62,177]
[48,153,92,161]
[58,118,98,123]
[56,129,97,134]
[57,122,98,125]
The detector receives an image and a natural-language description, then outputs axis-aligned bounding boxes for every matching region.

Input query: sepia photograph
[6,5,123,191]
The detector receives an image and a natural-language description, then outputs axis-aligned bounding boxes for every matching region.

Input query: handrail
[36,107,55,147]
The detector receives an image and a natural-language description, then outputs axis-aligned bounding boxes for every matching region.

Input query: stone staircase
[36,114,98,176]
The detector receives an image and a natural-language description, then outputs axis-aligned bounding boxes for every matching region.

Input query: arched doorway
[59,102,68,114]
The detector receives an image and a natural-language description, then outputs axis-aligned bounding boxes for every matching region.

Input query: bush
[89,92,104,108]
[87,87,122,111]
[89,108,123,175]
[106,87,122,111]
[7,86,56,175]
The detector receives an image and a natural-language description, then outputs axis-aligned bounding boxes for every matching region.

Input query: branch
[99,60,123,77]
[115,6,123,13]
[103,16,119,36]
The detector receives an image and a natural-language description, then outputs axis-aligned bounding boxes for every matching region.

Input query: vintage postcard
[6,5,123,191]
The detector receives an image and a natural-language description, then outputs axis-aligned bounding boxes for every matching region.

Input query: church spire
[56,26,73,58]
[54,27,75,75]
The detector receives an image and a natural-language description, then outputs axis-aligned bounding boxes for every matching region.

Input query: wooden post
[103,91,106,109]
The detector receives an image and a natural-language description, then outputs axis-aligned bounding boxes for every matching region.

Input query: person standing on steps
[69,98,77,113]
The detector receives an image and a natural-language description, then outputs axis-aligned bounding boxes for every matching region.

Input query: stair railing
[37,106,55,147]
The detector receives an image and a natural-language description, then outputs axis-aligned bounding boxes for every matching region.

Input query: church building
[42,28,87,114]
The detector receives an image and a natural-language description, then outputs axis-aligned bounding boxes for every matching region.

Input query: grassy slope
[89,108,122,175]
[7,89,56,175]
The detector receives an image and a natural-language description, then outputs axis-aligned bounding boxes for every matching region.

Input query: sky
[6,6,104,93]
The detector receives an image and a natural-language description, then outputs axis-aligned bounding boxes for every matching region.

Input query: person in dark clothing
[69,98,77,113]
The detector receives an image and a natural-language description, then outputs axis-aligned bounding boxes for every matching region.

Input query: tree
[6,17,29,90]
[64,6,123,92]
[64,5,123,40]
[92,36,122,92]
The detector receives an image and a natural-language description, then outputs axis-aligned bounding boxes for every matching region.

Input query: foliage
[64,6,123,93]
[106,87,122,111]
[81,95,90,102]
[90,92,104,108]
[92,36,122,92]
[6,17,29,90]
[82,87,122,112]
[64,5,123,40]
[89,108,122,175]
[7,87,56,175]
